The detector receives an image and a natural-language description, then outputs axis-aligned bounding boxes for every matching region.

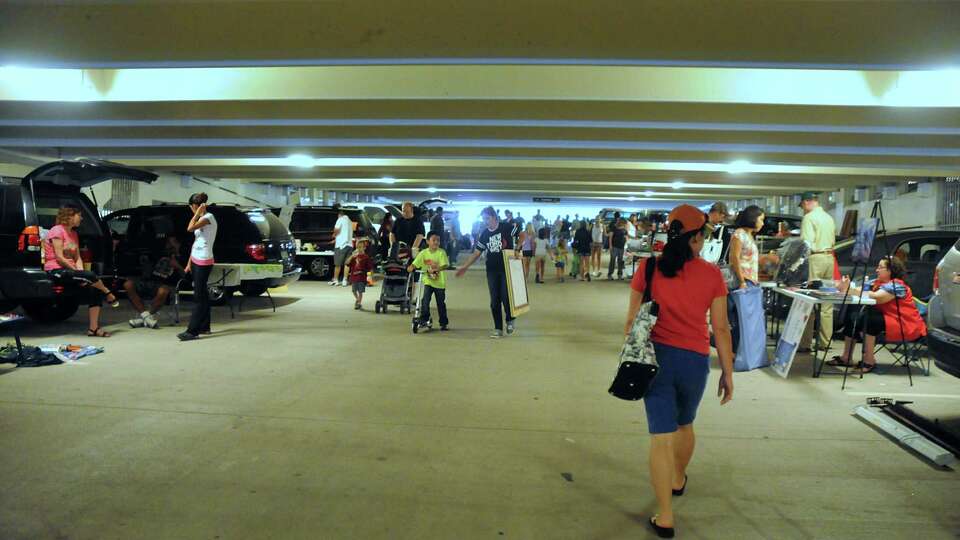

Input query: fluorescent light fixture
[727,160,751,174]
[627,196,637,201]
[671,180,685,190]
[381,176,397,184]
[643,190,654,197]
[426,187,437,193]
[286,154,315,168]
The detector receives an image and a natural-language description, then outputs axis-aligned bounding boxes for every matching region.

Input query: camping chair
[845,297,931,387]
[874,296,932,384]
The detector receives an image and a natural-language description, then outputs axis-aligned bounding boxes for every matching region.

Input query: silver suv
[928,238,960,378]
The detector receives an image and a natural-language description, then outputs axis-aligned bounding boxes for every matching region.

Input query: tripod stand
[826,199,913,390]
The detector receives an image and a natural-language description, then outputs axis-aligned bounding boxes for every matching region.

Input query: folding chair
[874,335,931,384]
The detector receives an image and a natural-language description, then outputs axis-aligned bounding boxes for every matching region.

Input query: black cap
[798,191,819,206]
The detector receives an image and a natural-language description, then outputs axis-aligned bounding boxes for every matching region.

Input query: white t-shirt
[334,214,353,249]
[591,224,604,243]
[626,221,637,238]
[190,213,218,265]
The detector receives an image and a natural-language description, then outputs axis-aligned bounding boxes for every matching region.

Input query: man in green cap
[799,191,837,351]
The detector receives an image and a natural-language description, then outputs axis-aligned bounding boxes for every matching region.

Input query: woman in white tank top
[178,193,218,341]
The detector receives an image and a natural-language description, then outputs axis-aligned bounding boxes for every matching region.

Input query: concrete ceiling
[1,0,958,206]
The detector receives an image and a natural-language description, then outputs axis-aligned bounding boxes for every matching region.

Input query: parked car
[928,238,960,378]
[360,203,396,233]
[106,204,301,303]
[835,229,960,299]
[272,205,378,279]
[0,159,158,322]
[754,213,804,254]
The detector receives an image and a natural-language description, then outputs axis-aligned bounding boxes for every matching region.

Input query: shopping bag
[731,284,769,372]
[609,258,659,400]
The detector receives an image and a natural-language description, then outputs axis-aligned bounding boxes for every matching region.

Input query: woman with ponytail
[624,204,735,538]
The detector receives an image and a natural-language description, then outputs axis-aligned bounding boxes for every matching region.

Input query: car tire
[209,285,237,306]
[308,257,331,280]
[375,301,381,313]
[240,283,268,297]
[22,298,80,323]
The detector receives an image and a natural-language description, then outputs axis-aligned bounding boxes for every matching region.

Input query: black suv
[106,205,301,303]
[0,159,157,321]
[835,229,960,299]
[271,206,378,279]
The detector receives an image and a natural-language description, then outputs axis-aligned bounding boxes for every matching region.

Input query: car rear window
[0,182,25,232]
[290,210,337,232]
[246,210,291,241]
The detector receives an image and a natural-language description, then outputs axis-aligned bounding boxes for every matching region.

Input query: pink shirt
[43,225,79,271]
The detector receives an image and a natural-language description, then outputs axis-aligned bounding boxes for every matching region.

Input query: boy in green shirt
[408,231,450,330]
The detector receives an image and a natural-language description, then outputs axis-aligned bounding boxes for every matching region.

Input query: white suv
[928,238,960,378]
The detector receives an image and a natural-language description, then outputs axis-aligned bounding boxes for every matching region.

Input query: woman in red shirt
[830,256,927,373]
[43,206,119,337]
[625,204,735,538]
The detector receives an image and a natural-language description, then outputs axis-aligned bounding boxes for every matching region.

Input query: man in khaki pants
[799,192,837,350]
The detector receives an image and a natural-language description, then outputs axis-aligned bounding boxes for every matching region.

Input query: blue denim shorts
[643,342,711,434]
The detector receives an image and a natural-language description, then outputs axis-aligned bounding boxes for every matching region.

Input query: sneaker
[506,322,515,335]
[340,280,349,287]
[128,317,144,328]
[440,325,449,331]
[177,331,198,341]
[489,329,503,339]
[354,303,361,310]
[143,313,160,329]
[328,280,337,286]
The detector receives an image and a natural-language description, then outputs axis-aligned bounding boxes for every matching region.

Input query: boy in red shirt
[346,238,374,310]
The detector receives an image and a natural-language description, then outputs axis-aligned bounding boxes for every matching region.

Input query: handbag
[609,257,660,400]
[730,284,769,372]
[717,229,741,290]
[700,225,725,264]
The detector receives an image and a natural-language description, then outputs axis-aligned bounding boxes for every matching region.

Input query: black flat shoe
[649,516,675,539]
[177,331,198,341]
[672,475,687,496]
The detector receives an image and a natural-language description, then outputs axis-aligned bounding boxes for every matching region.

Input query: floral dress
[732,228,759,284]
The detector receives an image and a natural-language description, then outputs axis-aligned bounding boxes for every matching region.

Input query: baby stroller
[375,244,415,314]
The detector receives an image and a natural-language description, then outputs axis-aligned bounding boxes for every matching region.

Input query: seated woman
[828,256,927,373]
[43,207,119,337]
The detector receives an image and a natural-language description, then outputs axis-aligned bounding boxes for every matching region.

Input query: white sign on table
[770,295,815,378]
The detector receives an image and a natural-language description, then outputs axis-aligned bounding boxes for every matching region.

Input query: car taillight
[17,226,41,252]
[245,243,267,261]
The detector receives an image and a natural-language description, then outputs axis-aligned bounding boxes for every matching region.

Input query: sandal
[857,362,877,374]
[105,293,120,308]
[826,356,853,367]
[87,327,111,338]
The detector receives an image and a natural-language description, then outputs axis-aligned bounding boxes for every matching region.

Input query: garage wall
[135,173,290,209]
[831,182,942,232]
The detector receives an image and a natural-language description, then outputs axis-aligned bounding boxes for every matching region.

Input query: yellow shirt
[411,247,449,289]
[801,206,836,253]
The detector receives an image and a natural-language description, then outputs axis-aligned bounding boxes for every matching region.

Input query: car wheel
[375,301,381,313]
[240,283,268,297]
[209,285,236,306]
[308,257,331,280]
[0,299,19,313]
[22,298,80,323]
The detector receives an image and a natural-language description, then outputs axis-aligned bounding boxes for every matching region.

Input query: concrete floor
[2,266,959,540]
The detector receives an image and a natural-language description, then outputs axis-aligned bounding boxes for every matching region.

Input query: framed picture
[851,217,878,264]
[503,252,530,317]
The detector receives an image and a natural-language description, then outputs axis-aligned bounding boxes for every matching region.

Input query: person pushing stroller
[407,231,450,331]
